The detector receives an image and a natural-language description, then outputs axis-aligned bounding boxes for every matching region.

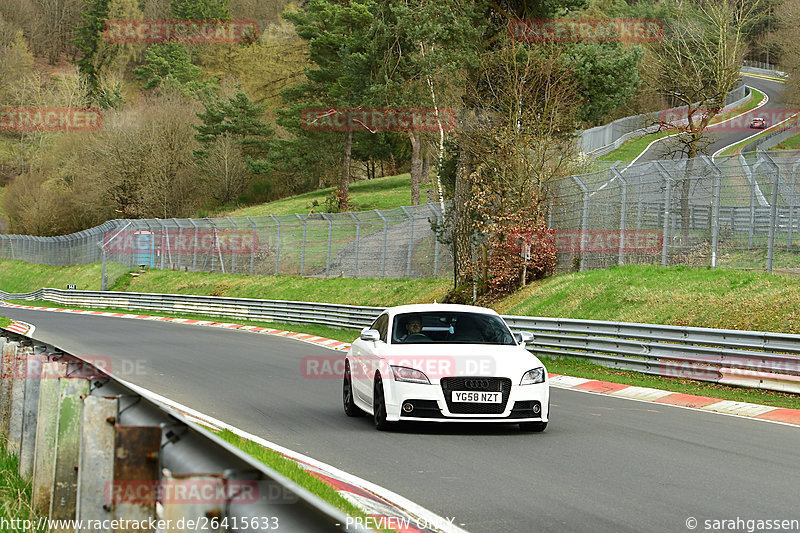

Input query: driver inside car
[401,317,429,342]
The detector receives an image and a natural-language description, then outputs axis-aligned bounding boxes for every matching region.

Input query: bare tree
[646,0,760,234]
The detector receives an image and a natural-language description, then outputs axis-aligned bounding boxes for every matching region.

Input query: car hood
[377,343,545,381]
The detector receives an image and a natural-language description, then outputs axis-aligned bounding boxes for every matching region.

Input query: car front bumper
[382,378,549,423]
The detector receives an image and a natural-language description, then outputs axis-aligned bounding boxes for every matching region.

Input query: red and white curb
[0,301,350,351]
[3,319,35,337]
[549,374,800,427]
[116,378,467,533]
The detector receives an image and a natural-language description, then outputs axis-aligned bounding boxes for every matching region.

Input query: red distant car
[750,117,767,129]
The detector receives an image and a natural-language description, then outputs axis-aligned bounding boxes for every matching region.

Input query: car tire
[519,421,547,432]
[343,360,366,417]
[373,375,392,431]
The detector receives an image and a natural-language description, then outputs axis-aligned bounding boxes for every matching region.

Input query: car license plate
[451,391,502,403]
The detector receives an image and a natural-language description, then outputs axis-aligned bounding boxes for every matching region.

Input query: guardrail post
[247,217,257,276]
[7,346,30,455]
[656,162,672,267]
[759,151,781,272]
[321,213,332,278]
[350,212,361,278]
[0,340,19,441]
[401,207,414,277]
[51,377,91,525]
[375,210,388,278]
[20,353,47,480]
[32,361,67,514]
[76,396,118,528]
[112,425,162,530]
[572,177,589,271]
[270,215,281,275]
[161,473,226,532]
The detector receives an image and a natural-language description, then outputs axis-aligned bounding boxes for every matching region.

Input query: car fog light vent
[532,404,541,414]
[402,402,414,413]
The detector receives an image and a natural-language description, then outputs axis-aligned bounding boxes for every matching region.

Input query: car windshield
[391,312,516,345]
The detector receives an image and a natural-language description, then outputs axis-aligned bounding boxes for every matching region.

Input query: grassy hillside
[0,259,129,293]
[495,264,800,334]
[226,173,424,217]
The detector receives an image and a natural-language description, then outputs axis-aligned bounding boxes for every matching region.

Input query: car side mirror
[515,331,534,345]
[360,329,380,342]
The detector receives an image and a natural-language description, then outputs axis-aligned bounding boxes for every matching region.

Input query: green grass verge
[495,264,800,334]
[598,89,765,163]
[542,356,800,409]
[227,173,422,217]
[0,315,10,328]
[597,131,673,162]
[0,437,39,529]
[113,269,450,307]
[215,430,395,533]
[770,131,800,151]
[0,259,129,293]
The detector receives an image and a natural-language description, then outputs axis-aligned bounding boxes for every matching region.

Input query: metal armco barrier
[0,329,371,532]
[2,288,800,393]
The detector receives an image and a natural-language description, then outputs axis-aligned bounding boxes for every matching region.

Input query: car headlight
[520,367,545,385]
[391,366,430,384]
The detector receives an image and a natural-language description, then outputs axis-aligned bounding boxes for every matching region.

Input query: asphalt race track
[636,74,787,162]
[2,308,798,532]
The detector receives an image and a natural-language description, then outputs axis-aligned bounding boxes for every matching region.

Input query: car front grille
[440,377,511,414]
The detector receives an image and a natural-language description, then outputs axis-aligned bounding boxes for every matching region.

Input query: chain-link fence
[0,204,451,280]
[549,150,800,273]
[2,150,800,279]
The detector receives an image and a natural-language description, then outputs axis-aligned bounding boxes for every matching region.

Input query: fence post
[401,207,414,277]
[741,154,757,249]
[350,212,361,278]
[270,215,281,275]
[51,377,91,523]
[247,217,257,276]
[173,218,183,272]
[656,162,672,267]
[76,396,118,527]
[427,203,441,277]
[375,210,388,278]
[321,213,332,278]
[759,151,781,272]
[189,219,199,272]
[296,214,306,276]
[0,341,20,438]
[7,346,28,455]
[572,177,589,272]
[612,169,627,265]
[702,155,723,268]
[790,160,800,250]
[227,216,238,274]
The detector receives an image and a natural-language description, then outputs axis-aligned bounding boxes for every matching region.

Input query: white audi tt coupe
[343,303,549,431]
